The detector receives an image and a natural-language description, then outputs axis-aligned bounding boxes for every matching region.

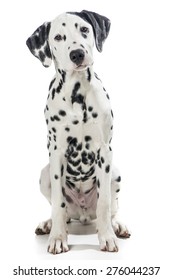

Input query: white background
[1,0,173,278]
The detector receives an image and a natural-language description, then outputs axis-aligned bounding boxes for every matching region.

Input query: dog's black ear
[26,22,52,67]
[69,10,111,52]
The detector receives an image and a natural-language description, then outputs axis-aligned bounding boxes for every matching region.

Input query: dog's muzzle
[69,49,85,66]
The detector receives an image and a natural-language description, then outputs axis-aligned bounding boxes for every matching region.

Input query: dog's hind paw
[35,219,52,235]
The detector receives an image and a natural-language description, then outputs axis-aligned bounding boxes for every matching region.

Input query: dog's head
[26,10,111,71]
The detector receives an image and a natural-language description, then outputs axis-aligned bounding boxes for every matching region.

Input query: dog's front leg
[47,152,68,254]
[96,145,118,252]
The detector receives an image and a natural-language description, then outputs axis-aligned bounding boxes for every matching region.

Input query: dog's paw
[98,229,118,252]
[47,235,69,254]
[35,219,52,235]
[112,219,131,238]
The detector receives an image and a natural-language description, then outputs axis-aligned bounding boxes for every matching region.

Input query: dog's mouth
[75,62,94,71]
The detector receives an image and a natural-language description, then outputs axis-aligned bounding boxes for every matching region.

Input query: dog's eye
[54,34,62,41]
[80,27,89,33]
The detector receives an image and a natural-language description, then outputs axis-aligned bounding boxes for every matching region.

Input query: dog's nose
[70,49,85,65]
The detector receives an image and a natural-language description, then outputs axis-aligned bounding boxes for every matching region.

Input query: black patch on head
[80,44,85,48]
[75,23,78,28]
[61,202,66,208]
[54,174,59,180]
[59,110,66,116]
[82,34,87,39]
[105,165,110,173]
[26,22,52,67]
[67,10,111,52]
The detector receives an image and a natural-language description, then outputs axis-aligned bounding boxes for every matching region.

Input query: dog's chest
[45,69,113,184]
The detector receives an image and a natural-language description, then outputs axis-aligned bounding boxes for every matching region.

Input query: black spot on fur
[67,164,80,176]
[116,189,120,193]
[59,110,66,116]
[85,143,90,150]
[62,23,66,26]
[61,165,64,177]
[75,23,78,28]
[54,174,59,180]
[88,106,93,112]
[65,127,70,132]
[105,165,110,173]
[46,119,48,125]
[111,110,114,118]
[52,88,55,99]
[116,176,121,182]
[76,143,82,151]
[49,78,56,91]
[82,34,87,39]
[97,179,100,188]
[73,120,79,125]
[85,135,92,142]
[92,112,98,118]
[71,82,84,105]
[87,68,91,82]
[63,35,66,41]
[101,157,105,164]
[61,202,66,208]
[52,127,56,133]
[98,161,102,168]
[56,79,63,93]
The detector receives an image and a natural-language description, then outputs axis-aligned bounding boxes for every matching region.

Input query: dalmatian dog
[26,10,130,254]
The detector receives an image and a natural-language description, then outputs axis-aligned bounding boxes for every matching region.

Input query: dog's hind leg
[111,167,131,238]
